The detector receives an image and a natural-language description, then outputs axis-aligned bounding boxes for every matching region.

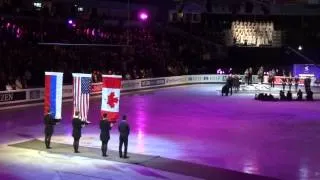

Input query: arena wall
[0,74,317,110]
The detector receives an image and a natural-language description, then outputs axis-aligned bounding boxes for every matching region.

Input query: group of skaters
[44,111,131,158]
[222,66,315,100]
[277,71,314,101]
[254,67,314,101]
[256,88,313,101]
[221,74,241,96]
[222,66,264,96]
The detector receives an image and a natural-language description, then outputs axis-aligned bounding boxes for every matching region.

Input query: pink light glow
[139,12,148,21]
[92,29,95,36]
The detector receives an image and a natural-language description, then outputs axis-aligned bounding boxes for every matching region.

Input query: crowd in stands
[0,16,210,91]
[1,12,319,92]
[232,21,274,46]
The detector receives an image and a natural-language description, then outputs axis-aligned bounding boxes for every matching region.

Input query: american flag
[73,74,92,121]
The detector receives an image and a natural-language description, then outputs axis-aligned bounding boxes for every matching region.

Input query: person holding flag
[72,111,88,153]
[100,114,113,157]
[72,73,92,153]
[72,73,92,123]
[44,72,63,149]
[44,109,56,149]
[101,75,122,123]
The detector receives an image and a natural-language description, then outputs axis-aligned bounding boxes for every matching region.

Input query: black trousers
[45,133,52,148]
[101,140,109,156]
[249,75,253,84]
[73,137,80,152]
[270,79,275,88]
[305,85,311,93]
[282,83,286,91]
[119,136,128,157]
[228,86,232,95]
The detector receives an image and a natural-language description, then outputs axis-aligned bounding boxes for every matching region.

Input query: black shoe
[123,156,129,159]
[75,151,80,153]
[102,154,108,157]
[46,147,52,149]
[119,155,123,158]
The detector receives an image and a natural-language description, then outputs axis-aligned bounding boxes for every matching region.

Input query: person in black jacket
[72,111,87,153]
[304,77,312,93]
[44,110,56,149]
[294,76,299,92]
[287,73,293,91]
[297,89,303,101]
[233,75,240,93]
[100,114,112,157]
[226,75,233,95]
[118,115,130,158]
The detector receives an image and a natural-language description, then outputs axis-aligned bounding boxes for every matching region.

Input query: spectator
[125,72,131,80]
[6,82,13,91]
[15,76,23,89]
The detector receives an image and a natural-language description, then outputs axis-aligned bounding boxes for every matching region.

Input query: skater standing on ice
[100,114,112,157]
[44,110,57,149]
[72,111,87,153]
[118,115,130,158]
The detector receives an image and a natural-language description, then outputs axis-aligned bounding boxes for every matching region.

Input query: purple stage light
[139,12,148,21]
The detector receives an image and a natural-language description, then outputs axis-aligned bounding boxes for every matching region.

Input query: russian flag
[44,72,63,119]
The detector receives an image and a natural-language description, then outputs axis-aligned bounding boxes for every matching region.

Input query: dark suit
[304,78,311,93]
[297,90,303,101]
[118,120,130,158]
[281,77,287,91]
[294,77,299,92]
[226,77,233,95]
[288,77,293,91]
[72,117,85,152]
[44,114,56,148]
[100,120,111,156]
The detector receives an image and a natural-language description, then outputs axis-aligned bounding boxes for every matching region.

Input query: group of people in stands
[0,17,201,91]
[232,21,274,46]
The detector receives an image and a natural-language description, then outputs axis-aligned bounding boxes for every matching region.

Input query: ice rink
[0,84,320,180]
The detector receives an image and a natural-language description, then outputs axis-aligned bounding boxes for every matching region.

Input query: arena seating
[231,21,274,47]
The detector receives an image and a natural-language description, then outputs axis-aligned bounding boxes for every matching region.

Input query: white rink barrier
[0,74,318,108]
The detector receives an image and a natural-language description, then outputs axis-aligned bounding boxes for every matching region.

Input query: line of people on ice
[44,111,130,159]
[247,66,298,87]
[246,66,312,92]
[279,73,301,92]
[255,89,313,101]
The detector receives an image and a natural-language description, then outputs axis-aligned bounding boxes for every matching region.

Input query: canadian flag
[101,75,122,122]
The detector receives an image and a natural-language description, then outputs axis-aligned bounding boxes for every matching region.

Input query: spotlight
[298,45,303,51]
[68,20,73,25]
[138,12,149,21]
